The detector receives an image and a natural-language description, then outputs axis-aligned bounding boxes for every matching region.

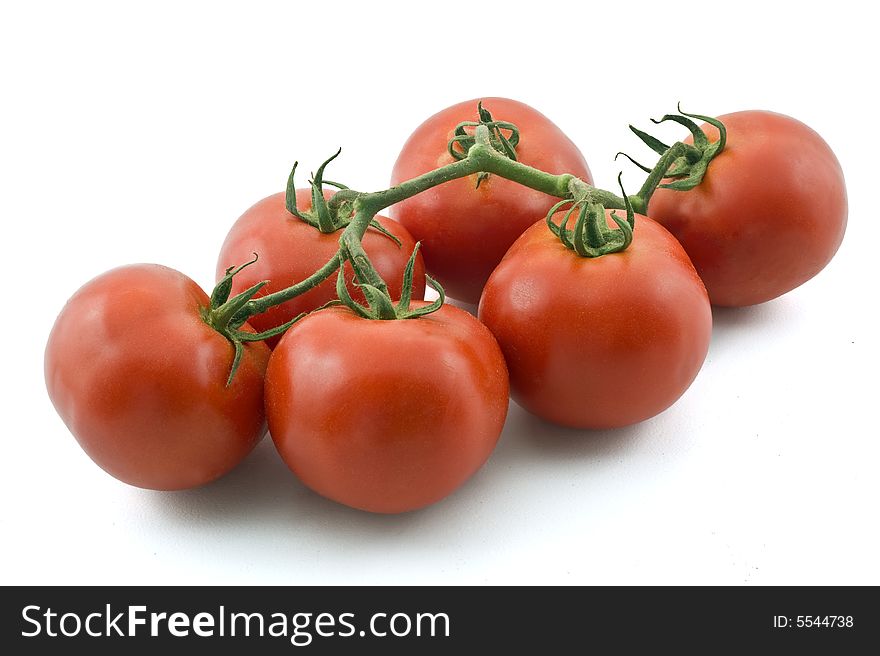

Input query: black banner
[1,586,875,653]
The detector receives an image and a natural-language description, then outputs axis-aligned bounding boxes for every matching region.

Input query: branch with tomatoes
[45,98,847,513]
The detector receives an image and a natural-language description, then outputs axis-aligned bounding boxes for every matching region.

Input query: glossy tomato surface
[45,264,269,490]
[390,97,592,304]
[648,111,847,306]
[265,303,509,513]
[217,189,425,347]
[479,214,712,429]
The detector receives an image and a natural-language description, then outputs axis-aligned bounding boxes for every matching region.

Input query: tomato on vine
[266,257,509,513]
[390,97,592,304]
[638,110,846,306]
[479,194,712,429]
[45,97,845,514]
[45,264,273,490]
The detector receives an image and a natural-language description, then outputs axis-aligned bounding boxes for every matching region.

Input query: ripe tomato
[389,97,592,304]
[479,214,711,429]
[44,264,269,490]
[648,111,847,306]
[217,189,425,347]
[265,303,509,513]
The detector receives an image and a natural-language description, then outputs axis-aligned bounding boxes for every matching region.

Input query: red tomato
[479,214,711,429]
[265,303,509,513]
[44,264,269,490]
[390,97,592,304]
[217,189,425,347]
[648,111,847,306]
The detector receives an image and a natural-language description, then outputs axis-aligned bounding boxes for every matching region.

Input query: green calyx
[284,149,401,246]
[447,101,520,188]
[336,242,444,320]
[204,255,308,386]
[547,174,635,258]
[624,104,727,203]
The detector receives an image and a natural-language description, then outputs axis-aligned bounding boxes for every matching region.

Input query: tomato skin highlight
[390,97,592,304]
[44,264,269,490]
[479,214,711,429]
[265,304,509,513]
[216,189,425,348]
[648,110,847,307]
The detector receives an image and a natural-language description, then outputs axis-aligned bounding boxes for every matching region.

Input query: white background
[2,1,877,585]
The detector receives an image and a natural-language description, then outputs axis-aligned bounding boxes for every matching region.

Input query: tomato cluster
[45,98,846,513]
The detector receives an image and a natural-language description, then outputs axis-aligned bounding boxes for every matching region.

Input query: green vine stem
[285,149,403,244]
[204,255,317,385]
[207,103,726,381]
[447,101,521,188]
[547,174,636,257]
[627,104,727,208]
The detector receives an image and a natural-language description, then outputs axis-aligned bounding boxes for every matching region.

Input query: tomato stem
[204,255,314,385]
[628,104,727,207]
[216,103,726,351]
[243,252,344,316]
[546,174,635,258]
